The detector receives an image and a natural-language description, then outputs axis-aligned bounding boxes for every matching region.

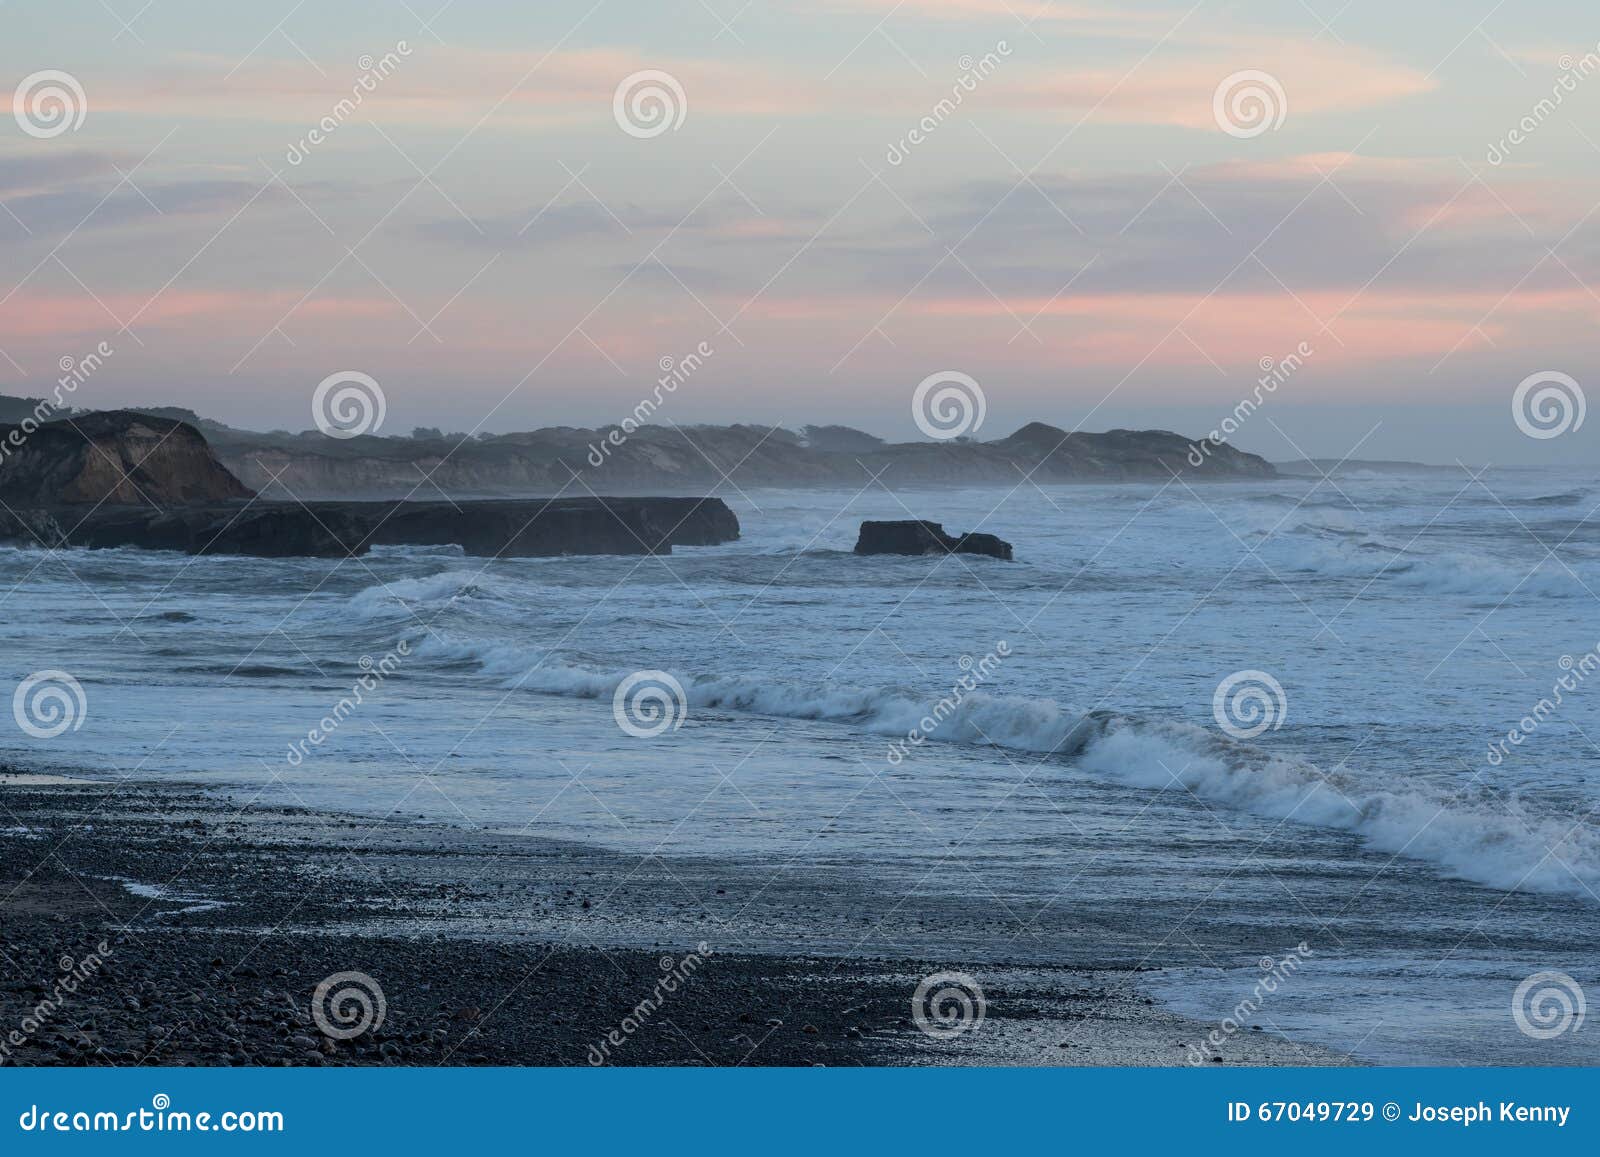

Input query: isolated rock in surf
[853,520,1013,561]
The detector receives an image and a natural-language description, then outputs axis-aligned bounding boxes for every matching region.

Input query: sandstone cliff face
[0,411,254,505]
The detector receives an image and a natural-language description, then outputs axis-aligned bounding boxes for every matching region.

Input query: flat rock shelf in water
[0,496,741,558]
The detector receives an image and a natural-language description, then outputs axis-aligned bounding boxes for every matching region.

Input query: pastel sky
[3,0,1599,462]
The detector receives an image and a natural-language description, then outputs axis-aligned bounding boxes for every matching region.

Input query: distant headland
[0,394,1276,500]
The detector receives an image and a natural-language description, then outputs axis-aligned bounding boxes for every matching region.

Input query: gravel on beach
[0,773,1353,1067]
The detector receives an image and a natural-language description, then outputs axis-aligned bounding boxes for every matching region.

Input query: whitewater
[3,468,1598,1063]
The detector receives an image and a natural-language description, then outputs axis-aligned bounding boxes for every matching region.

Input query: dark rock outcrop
[0,497,740,559]
[854,520,1013,561]
[0,411,253,505]
[358,496,739,557]
[0,411,739,558]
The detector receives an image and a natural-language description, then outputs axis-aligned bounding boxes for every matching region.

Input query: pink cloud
[743,286,1597,371]
[811,0,1173,33]
[99,46,810,128]
[0,291,398,342]
[994,38,1432,128]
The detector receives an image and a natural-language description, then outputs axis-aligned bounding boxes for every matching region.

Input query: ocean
[3,469,1597,1065]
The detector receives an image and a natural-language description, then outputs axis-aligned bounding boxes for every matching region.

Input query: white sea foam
[1074,718,1600,899]
[413,639,1600,900]
[349,569,519,620]
[1270,537,1591,597]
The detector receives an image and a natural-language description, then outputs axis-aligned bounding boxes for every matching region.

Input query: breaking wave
[1271,539,1591,597]
[413,639,1600,901]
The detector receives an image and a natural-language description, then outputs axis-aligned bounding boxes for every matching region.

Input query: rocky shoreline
[0,411,741,558]
[0,772,1354,1067]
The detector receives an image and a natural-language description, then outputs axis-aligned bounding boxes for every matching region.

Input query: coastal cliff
[0,397,1278,498]
[206,421,1275,499]
[0,411,740,558]
[0,411,253,505]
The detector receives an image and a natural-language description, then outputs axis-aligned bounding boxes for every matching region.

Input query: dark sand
[0,772,1353,1066]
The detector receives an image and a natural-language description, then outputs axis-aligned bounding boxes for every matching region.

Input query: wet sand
[0,771,1353,1066]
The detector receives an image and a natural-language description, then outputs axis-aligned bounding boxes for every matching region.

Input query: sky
[2,0,1598,463]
